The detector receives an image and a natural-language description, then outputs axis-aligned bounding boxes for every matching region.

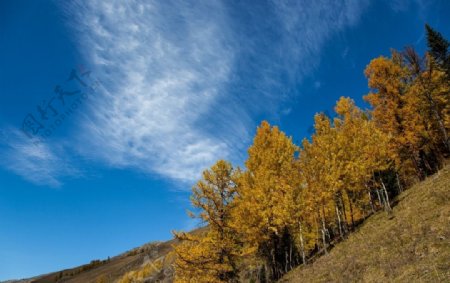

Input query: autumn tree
[298,114,337,254]
[173,160,241,283]
[364,38,450,183]
[364,53,427,181]
[232,121,301,281]
[297,97,392,260]
[172,25,449,282]
[334,97,391,215]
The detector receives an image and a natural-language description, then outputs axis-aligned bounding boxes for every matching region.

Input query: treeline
[172,25,450,283]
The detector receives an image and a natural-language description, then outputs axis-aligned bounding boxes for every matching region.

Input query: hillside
[4,240,176,283]
[2,228,213,283]
[5,164,449,283]
[280,163,450,282]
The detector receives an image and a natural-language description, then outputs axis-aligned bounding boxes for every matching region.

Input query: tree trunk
[285,249,288,274]
[380,178,392,212]
[335,203,343,239]
[271,247,276,280]
[321,208,328,254]
[411,153,424,180]
[339,193,349,233]
[321,228,327,255]
[366,183,375,213]
[260,263,268,283]
[346,190,355,228]
[316,210,321,250]
[376,188,383,209]
[349,201,355,228]
[396,172,403,194]
[299,221,306,264]
[289,242,293,270]
[368,189,375,213]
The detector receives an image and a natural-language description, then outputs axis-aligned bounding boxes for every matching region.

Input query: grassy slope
[27,240,174,283]
[280,163,450,283]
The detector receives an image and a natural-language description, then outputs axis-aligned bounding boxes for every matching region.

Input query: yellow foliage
[118,260,163,283]
[172,41,449,282]
[232,121,300,247]
[173,160,241,282]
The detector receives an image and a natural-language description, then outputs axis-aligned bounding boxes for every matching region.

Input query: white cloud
[270,0,369,77]
[2,0,367,186]
[61,1,239,183]
[17,0,369,186]
[0,129,79,187]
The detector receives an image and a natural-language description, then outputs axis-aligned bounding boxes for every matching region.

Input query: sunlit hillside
[280,162,450,282]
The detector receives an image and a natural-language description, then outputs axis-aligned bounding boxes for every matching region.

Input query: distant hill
[5,164,449,283]
[2,240,176,283]
[3,229,207,283]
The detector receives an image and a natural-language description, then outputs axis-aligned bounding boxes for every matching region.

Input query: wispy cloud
[1,1,370,187]
[58,0,369,184]
[270,0,369,76]
[61,1,240,183]
[389,0,434,19]
[0,129,79,187]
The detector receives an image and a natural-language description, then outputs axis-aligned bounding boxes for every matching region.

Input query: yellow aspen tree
[334,97,362,229]
[173,160,241,283]
[298,114,337,253]
[291,177,316,265]
[334,97,390,217]
[364,55,423,182]
[367,48,449,181]
[232,121,300,280]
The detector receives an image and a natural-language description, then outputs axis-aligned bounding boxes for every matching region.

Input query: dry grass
[280,164,450,283]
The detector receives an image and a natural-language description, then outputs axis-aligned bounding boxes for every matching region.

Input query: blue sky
[0,0,449,280]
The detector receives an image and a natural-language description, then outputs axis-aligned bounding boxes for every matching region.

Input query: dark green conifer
[425,24,450,76]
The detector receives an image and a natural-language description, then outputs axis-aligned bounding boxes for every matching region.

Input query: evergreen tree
[425,24,450,77]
